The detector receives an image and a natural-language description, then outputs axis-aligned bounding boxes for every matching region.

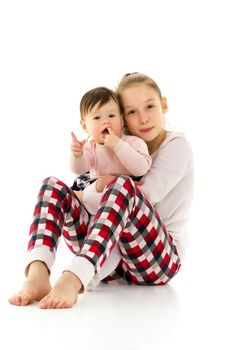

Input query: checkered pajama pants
[28,176,181,286]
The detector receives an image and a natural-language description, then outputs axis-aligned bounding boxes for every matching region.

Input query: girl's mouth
[140,127,154,133]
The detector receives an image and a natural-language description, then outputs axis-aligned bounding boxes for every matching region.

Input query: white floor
[1,213,232,350]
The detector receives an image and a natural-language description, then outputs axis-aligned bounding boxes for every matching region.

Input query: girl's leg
[66,176,180,289]
[36,175,180,309]
[28,176,90,262]
[9,176,90,306]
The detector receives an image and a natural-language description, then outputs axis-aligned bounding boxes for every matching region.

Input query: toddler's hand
[134,177,144,186]
[71,132,86,158]
[74,191,83,202]
[96,175,115,192]
[103,128,120,149]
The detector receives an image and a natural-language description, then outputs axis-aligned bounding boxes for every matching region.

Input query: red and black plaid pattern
[28,176,181,286]
[78,176,181,285]
[28,176,90,254]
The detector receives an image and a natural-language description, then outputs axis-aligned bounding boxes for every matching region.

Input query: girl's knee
[111,175,135,187]
[42,176,59,186]
[107,176,136,197]
[42,177,68,193]
[41,176,72,199]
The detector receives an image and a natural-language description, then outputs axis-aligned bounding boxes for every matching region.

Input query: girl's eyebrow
[124,98,157,109]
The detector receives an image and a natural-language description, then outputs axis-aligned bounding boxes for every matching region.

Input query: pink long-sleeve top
[70,134,152,178]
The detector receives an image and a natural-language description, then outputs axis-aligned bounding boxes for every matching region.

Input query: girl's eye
[127,110,135,116]
[93,116,100,120]
[108,114,115,118]
[147,104,155,109]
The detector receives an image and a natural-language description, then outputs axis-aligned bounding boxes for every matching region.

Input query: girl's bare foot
[39,271,83,309]
[8,261,51,306]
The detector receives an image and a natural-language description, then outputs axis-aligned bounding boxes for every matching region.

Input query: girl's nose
[138,111,149,124]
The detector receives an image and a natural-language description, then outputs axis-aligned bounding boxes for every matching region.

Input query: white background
[0,1,232,349]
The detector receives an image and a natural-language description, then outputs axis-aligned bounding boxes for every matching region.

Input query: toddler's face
[82,99,123,144]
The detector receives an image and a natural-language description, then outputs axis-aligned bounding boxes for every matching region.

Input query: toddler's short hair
[80,87,122,121]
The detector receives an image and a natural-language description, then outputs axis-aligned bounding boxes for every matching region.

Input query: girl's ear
[161,97,168,113]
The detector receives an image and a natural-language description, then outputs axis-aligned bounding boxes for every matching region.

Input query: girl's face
[121,84,168,143]
[81,99,123,144]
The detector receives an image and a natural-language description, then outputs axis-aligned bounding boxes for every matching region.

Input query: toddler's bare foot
[8,261,51,306]
[39,271,83,309]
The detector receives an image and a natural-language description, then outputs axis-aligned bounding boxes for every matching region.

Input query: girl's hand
[103,128,120,149]
[71,132,86,158]
[96,175,115,192]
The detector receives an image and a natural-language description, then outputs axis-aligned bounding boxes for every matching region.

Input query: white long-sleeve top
[82,131,194,262]
[70,134,152,178]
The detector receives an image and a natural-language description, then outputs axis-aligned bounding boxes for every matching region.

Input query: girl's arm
[140,136,193,206]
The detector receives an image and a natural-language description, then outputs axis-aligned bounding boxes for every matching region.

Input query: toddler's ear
[161,97,168,113]
[80,120,87,131]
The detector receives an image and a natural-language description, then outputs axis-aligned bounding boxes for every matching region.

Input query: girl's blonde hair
[116,72,162,100]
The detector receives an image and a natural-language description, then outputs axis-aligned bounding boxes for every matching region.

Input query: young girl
[9,72,194,309]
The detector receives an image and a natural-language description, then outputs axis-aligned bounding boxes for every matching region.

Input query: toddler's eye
[93,116,100,120]
[108,114,115,118]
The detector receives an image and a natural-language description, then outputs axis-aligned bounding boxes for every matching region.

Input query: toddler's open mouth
[101,128,110,136]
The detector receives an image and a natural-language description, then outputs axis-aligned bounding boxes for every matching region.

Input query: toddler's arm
[70,143,93,175]
[113,136,152,176]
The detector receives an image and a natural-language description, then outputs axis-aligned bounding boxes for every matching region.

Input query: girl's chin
[140,134,156,142]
